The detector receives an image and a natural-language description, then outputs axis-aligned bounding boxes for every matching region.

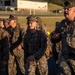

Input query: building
[0,0,48,11]
[0,0,16,6]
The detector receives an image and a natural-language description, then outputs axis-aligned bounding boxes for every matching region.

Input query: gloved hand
[27,55,35,61]
[50,30,61,43]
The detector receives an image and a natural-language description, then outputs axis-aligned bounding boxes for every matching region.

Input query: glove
[50,30,61,43]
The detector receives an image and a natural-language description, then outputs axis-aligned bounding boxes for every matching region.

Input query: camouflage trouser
[58,57,75,75]
[25,55,48,75]
[8,49,25,75]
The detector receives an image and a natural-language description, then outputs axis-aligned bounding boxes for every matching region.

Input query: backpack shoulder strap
[36,30,42,42]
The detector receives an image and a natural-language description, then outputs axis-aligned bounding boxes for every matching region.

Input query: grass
[16,16,65,32]
[0,3,65,32]
[9,16,65,32]
[48,3,63,10]
[18,17,65,32]
[41,17,64,32]
[0,16,64,32]
[0,3,64,16]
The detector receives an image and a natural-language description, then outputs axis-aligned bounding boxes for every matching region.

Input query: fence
[0,8,64,16]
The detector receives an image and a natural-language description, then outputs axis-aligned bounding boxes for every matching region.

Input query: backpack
[37,30,51,60]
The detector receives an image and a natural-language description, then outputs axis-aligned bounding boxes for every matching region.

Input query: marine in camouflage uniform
[0,19,9,75]
[37,16,51,59]
[24,15,48,75]
[51,1,75,75]
[3,18,10,29]
[36,17,46,33]
[7,15,25,75]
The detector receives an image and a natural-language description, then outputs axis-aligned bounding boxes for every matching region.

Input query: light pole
[33,4,36,15]
[30,9,32,15]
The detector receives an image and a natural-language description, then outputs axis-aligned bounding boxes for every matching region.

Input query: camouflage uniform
[56,19,75,75]
[0,27,9,75]
[7,15,25,75]
[37,16,51,59]
[56,17,75,74]
[51,1,75,75]
[24,15,48,75]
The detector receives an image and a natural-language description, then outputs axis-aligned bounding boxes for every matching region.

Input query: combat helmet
[64,1,75,8]
[9,15,18,21]
[26,15,38,22]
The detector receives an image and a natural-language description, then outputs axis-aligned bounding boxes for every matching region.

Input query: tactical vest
[12,24,21,43]
[6,23,23,53]
[61,20,75,75]
[25,30,51,60]
[60,19,75,55]
[8,24,22,44]
[25,30,40,55]
[66,21,75,48]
